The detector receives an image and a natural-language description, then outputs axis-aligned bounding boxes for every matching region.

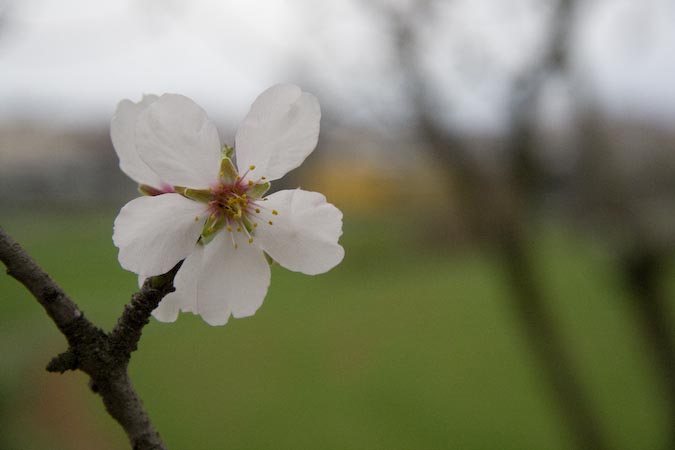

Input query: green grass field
[1,209,672,450]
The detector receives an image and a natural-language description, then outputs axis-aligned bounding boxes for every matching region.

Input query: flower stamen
[197,157,273,246]
[228,224,238,250]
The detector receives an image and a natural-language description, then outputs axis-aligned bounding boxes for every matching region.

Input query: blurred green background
[1,209,673,449]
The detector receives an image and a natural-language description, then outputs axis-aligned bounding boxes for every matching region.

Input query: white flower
[111,84,344,326]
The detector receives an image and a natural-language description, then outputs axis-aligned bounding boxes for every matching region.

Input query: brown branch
[110,263,182,357]
[0,226,174,450]
[0,224,88,333]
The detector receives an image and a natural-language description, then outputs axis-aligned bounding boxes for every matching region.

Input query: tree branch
[110,263,182,358]
[0,226,175,450]
[0,225,88,332]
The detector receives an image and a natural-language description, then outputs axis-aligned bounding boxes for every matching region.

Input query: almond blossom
[111,84,344,326]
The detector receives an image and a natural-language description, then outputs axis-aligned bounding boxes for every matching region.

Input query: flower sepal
[175,186,212,203]
[246,181,270,199]
[138,184,165,196]
[222,144,234,159]
[219,156,238,184]
[200,213,226,245]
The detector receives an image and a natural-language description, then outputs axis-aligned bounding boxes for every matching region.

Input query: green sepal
[200,214,226,245]
[241,216,254,234]
[222,144,234,159]
[247,181,270,199]
[219,157,239,184]
[201,231,217,246]
[182,188,212,203]
[139,184,164,196]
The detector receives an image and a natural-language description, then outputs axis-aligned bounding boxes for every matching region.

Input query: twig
[0,226,174,450]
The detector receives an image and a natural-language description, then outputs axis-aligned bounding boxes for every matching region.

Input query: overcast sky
[0,0,674,131]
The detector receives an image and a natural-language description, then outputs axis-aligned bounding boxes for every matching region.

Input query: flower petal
[254,189,344,275]
[113,193,207,276]
[195,231,271,326]
[111,95,165,188]
[151,289,181,322]
[235,84,320,182]
[135,94,222,189]
[152,243,203,322]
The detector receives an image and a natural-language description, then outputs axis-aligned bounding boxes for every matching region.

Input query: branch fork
[0,226,177,450]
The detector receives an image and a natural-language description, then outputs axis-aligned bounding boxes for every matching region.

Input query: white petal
[151,289,180,322]
[254,189,344,275]
[235,84,320,182]
[113,193,207,277]
[135,94,222,189]
[152,244,203,322]
[195,231,271,326]
[111,95,166,188]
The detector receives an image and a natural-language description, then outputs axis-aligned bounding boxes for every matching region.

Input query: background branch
[0,225,176,450]
[364,1,613,449]
[623,248,675,449]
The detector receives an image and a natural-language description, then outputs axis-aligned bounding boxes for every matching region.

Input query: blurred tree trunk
[372,1,612,449]
[624,248,675,449]
[576,107,675,449]
[498,3,612,448]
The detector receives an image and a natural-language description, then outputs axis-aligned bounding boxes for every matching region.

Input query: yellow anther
[249,165,256,170]
[226,226,232,232]
[248,180,254,186]
[194,216,199,222]
[237,227,242,232]
[255,208,260,213]
[261,176,266,180]
[248,237,253,244]
[253,223,258,228]
[268,221,273,225]
[272,210,278,216]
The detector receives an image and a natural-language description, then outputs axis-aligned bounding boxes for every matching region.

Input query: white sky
[0,0,674,131]
[0,0,307,127]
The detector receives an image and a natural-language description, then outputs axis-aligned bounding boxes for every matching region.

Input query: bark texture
[0,226,178,450]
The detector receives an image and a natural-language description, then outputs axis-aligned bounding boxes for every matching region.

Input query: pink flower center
[186,160,277,249]
[209,180,251,221]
